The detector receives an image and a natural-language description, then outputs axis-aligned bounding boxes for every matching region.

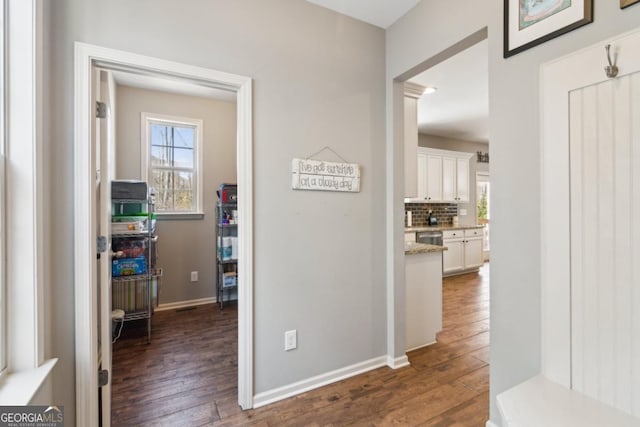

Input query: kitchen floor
[111,263,490,426]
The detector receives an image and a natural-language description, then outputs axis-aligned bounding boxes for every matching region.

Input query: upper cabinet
[413,147,472,203]
[404,82,427,198]
[417,152,442,201]
[442,155,470,202]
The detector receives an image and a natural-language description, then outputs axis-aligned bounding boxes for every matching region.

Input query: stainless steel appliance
[416,230,443,246]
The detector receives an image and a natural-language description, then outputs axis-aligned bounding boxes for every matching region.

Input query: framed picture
[621,0,640,8]
[504,0,593,58]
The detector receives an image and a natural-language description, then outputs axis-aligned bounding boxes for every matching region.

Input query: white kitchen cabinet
[426,155,442,201]
[405,250,443,351]
[417,152,427,200]
[404,231,416,243]
[443,227,484,275]
[442,229,465,274]
[403,83,426,198]
[456,157,470,202]
[442,156,457,202]
[416,148,472,203]
[464,229,483,269]
[418,153,442,201]
[443,238,464,274]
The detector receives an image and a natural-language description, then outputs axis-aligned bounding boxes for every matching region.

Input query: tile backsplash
[405,203,458,227]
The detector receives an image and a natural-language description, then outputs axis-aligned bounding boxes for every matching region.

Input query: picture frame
[504,0,593,58]
[621,0,640,8]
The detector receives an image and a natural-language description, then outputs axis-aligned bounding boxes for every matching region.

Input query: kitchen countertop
[405,224,485,233]
[404,242,447,255]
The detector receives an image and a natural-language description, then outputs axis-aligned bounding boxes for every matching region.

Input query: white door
[568,70,640,416]
[541,28,640,411]
[95,68,115,427]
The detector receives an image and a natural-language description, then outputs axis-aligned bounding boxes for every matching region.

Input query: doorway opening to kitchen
[397,27,491,409]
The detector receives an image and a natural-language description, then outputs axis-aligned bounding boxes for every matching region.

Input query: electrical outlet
[284,330,297,351]
[459,209,467,216]
[190,271,198,282]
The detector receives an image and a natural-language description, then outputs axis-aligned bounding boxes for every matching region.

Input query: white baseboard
[155,297,217,312]
[406,341,436,353]
[253,356,388,408]
[486,421,499,427]
[386,354,410,369]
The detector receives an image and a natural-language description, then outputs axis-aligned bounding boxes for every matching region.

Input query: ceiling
[306,0,489,144]
[112,71,237,102]
[306,0,420,29]
[409,39,489,143]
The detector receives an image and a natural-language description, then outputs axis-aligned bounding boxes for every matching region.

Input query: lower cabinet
[405,251,443,351]
[464,235,484,269]
[443,234,464,274]
[443,228,484,275]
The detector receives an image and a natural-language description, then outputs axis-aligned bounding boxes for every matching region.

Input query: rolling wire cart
[111,180,161,343]
[216,183,238,309]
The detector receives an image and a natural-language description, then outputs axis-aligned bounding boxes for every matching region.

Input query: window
[0,0,57,405]
[476,172,490,253]
[141,113,203,215]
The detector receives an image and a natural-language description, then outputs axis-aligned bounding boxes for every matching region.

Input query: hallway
[111,263,490,426]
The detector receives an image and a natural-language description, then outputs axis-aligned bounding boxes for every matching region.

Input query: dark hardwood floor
[111,263,490,426]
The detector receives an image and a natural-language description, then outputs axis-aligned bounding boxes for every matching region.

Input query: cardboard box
[112,256,147,277]
[222,272,237,288]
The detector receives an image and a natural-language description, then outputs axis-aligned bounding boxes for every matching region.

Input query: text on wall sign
[291,158,360,193]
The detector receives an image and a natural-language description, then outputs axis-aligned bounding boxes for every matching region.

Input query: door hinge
[98,369,109,387]
[96,101,107,119]
[97,236,108,253]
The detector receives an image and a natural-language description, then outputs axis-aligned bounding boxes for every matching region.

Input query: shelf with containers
[111,180,162,343]
[216,183,238,309]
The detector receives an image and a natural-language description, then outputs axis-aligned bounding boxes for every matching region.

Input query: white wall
[47,0,386,423]
[419,133,489,226]
[115,85,237,305]
[388,1,640,425]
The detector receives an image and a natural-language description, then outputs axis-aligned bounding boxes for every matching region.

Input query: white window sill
[0,358,58,405]
[156,212,204,221]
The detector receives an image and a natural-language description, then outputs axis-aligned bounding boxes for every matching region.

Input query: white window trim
[141,112,204,217]
[0,0,6,377]
[0,0,57,405]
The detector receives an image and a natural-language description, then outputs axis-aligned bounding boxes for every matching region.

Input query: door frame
[73,42,254,426]
[540,27,640,388]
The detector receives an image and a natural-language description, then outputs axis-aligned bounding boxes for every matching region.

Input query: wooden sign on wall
[291,158,360,193]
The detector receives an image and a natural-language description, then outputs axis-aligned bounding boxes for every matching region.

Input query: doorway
[392,26,490,373]
[73,43,254,426]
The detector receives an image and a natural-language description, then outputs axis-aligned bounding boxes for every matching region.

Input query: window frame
[0,0,5,376]
[0,0,57,405]
[141,112,204,218]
